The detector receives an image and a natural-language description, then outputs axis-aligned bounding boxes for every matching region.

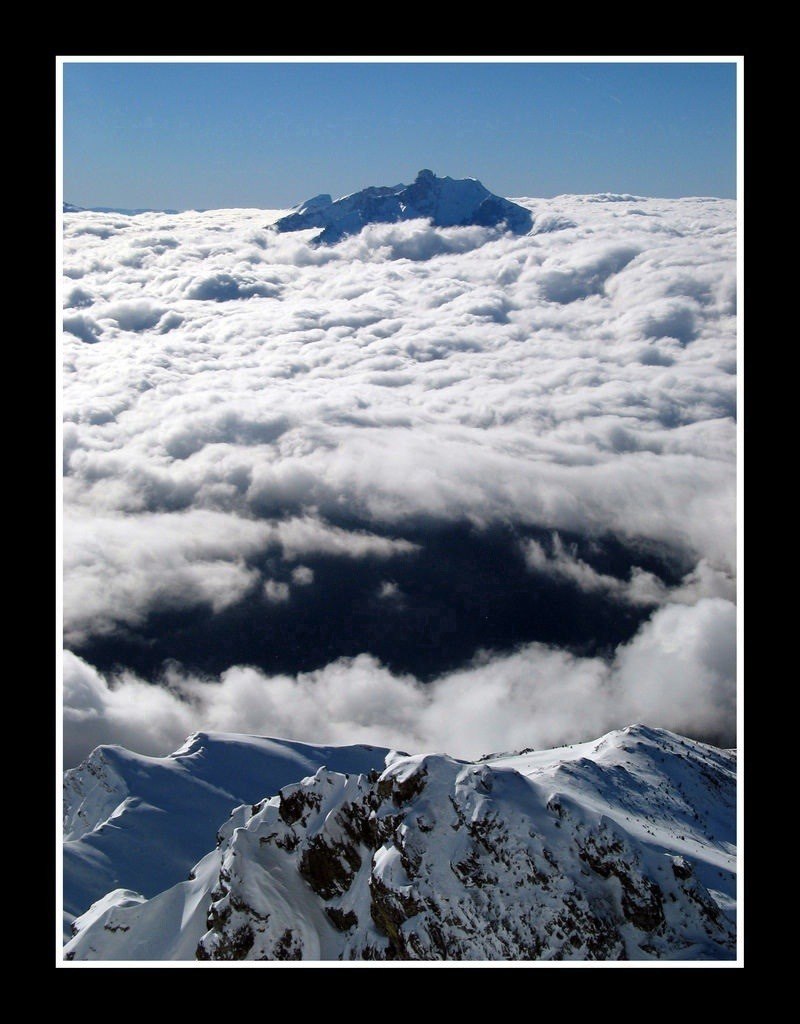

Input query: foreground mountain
[273,169,533,243]
[63,733,390,940]
[63,725,736,961]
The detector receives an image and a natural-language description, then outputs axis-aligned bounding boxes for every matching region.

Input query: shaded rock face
[273,170,533,244]
[193,734,735,961]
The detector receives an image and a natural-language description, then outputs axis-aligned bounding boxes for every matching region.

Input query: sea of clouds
[62,194,737,765]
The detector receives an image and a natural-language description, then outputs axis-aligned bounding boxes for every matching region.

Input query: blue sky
[63,61,737,209]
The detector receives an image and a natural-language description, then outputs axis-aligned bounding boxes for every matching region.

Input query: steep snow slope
[63,733,391,940]
[64,725,736,961]
[273,169,533,243]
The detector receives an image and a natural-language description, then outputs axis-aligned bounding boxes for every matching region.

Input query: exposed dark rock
[272,929,303,960]
[325,907,358,932]
[278,785,321,826]
[368,873,424,959]
[299,835,360,901]
[671,856,693,881]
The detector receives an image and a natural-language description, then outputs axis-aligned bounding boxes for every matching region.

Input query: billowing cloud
[63,198,735,573]
[62,195,736,756]
[63,597,735,768]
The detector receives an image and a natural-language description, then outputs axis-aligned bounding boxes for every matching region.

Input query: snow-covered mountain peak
[64,725,736,961]
[291,193,333,217]
[273,170,534,244]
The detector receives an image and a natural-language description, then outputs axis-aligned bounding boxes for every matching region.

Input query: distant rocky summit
[273,169,533,244]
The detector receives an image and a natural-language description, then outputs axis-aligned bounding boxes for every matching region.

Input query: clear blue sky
[63,61,737,210]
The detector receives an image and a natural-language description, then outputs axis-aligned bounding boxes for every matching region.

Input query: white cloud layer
[63,196,736,642]
[63,597,736,767]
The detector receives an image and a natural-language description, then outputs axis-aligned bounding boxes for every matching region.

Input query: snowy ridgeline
[63,725,736,961]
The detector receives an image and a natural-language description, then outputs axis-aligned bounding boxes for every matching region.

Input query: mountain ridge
[63,724,736,961]
[63,733,392,940]
[63,203,181,215]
